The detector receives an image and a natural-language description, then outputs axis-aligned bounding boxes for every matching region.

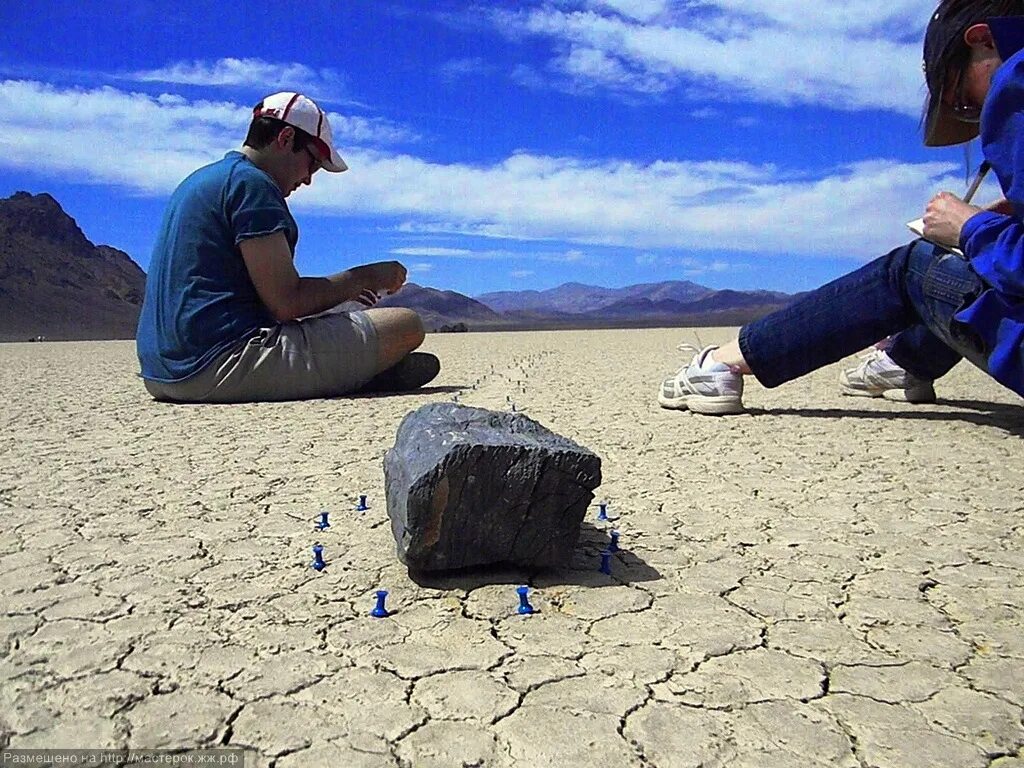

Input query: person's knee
[366,307,426,368]
[386,307,425,351]
[402,309,426,348]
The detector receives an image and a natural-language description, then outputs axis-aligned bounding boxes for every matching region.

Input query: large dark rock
[383,403,602,572]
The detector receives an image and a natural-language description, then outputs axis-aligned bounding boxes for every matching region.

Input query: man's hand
[922,191,981,248]
[347,261,407,306]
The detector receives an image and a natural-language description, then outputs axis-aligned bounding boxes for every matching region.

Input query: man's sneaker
[658,344,744,415]
[359,352,441,394]
[838,349,936,403]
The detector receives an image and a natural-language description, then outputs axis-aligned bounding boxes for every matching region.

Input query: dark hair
[243,114,315,154]
[930,0,1024,77]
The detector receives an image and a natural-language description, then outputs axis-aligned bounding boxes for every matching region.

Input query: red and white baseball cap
[253,92,348,172]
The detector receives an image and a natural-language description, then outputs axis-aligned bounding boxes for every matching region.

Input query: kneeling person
[137,91,439,403]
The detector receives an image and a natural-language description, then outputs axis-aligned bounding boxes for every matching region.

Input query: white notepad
[906,217,964,256]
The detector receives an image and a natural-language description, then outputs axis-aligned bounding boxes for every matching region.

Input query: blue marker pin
[516,586,535,615]
[316,510,330,531]
[371,590,390,618]
[597,503,609,521]
[356,495,369,512]
[599,549,612,575]
[609,529,620,552]
[311,544,326,571]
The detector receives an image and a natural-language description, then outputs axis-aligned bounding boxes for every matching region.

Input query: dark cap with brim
[923,4,983,146]
[925,101,981,146]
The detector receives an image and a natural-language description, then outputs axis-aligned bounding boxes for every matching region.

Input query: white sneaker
[658,344,744,415]
[839,349,936,403]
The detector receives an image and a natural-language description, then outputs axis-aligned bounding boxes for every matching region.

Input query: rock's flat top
[388,400,598,479]
[1,330,1023,767]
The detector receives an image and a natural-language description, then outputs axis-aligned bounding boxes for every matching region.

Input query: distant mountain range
[477,280,713,313]
[0,191,798,341]
[470,281,796,330]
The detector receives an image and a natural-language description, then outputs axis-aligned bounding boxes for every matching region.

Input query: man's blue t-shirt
[137,152,297,382]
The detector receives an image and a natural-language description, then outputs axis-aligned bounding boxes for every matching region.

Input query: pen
[963,160,991,204]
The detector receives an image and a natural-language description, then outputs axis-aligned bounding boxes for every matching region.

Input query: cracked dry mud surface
[1,329,1023,767]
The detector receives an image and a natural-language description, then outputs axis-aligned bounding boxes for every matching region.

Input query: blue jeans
[739,240,988,388]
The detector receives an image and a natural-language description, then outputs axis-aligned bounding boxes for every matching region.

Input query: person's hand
[348,261,407,306]
[922,192,981,248]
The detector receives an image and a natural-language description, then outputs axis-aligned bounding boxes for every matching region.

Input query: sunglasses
[304,146,323,176]
[946,46,982,124]
[952,72,982,123]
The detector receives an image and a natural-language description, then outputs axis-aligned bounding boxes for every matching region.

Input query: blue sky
[0,0,998,297]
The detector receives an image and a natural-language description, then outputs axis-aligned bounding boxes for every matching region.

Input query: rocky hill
[0,192,145,341]
[376,282,505,331]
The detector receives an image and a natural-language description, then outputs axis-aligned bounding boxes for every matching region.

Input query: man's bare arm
[239,232,406,321]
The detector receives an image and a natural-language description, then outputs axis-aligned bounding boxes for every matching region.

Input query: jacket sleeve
[960,210,1024,298]
[958,50,1024,299]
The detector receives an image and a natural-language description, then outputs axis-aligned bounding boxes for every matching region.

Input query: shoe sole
[838,382,936,403]
[658,391,744,415]
[360,353,441,393]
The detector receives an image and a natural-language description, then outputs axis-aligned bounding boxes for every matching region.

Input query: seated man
[137,91,439,403]
[658,1,1024,415]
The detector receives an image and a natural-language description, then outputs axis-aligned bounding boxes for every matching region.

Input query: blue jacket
[958,18,1024,396]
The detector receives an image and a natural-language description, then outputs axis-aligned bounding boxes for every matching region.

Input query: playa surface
[1,328,1023,767]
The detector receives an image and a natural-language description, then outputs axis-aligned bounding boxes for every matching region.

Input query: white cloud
[312,152,963,257]
[491,2,930,113]
[0,80,415,194]
[690,107,721,120]
[695,0,924,36]
[122,59,419,145]
[586,0,670,23]
[390,246,588,264]
[329,115,419,146]
[391,247,475,257]
[0,80,968,258]
[634,254,738,274]
[510,270,536,278]
[411,262,434,272]
[127,57,348,99]
[438,57,493,82]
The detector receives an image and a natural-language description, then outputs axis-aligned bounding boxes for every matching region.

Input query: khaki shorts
[145,309,380,403]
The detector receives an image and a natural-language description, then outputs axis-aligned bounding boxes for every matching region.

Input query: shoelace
[858,348,887,365]
[671,342,713,392]
[853,347,892,376]
[675,342,703,360]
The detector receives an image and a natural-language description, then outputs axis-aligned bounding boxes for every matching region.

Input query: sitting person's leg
[658,240,988,414]
[357,307,441,393]
[363,307,425,371]
[837,326,963,403]
[147,307,436,403]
